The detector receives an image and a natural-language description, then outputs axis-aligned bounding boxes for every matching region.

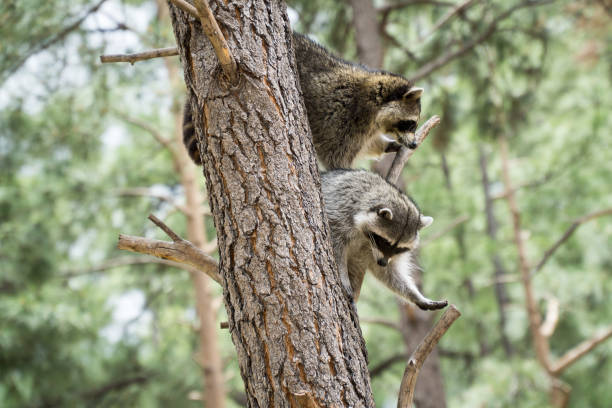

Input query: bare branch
[169,0,198,18]
[550,379,571,408]
[148,213,182,242]
[191,0,238,84]
[117,214,221,284]
[220,321,229,329]
[100,47,179,64]
[421,215,470,246]
[531,208,612,278]
[550,326,612,375]
[420,0,477,40]
[540,296,560,338]
[117,187,189,215]
[397,305,461,408]
[408,0,556,82]
[385,116,441,185]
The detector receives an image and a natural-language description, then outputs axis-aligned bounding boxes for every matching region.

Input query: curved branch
[397,305,461,407]
[550,326,612,375]
[385,115,441,185]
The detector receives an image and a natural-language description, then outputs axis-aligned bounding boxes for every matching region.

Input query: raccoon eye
[395,120,417,133]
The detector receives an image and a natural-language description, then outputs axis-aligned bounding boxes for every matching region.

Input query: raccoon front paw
[416,299,448,311]
[384,140,402,153]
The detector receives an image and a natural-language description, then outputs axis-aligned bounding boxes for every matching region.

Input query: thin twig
[530,208,612,278]
[378,0,455,14]
[191,0,239,84]
[421,215,470,246]
[148,213,182,241]
[550,326,612,375]
[385,116,441,185]
[100,47,179,64]
[397,305,461,408]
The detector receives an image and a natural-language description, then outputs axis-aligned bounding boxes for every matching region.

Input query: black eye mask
[395,120,417,133]
[369,232,409,258]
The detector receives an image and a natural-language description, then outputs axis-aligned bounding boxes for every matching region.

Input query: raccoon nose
[407,140,418,149]
[377,258,388,267]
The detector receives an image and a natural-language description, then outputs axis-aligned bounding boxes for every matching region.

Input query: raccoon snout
[377,258,388,267]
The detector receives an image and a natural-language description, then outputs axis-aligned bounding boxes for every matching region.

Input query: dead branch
[191,0,238,84]
[530,208,612,278]
[117,214,222,284]
[385,115,441,185]
[421,214,470,246]
[550,326,612,375]
[397,305,461,408]
[100,47,179,64]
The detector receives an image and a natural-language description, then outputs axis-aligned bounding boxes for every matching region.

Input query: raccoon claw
[417,299,448,311]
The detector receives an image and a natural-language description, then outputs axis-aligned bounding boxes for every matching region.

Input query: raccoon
[182,32,424,169]
[321,169,447,310]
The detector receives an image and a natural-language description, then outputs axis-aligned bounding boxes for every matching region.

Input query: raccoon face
[375,87,423,149]
[354,206,433,267]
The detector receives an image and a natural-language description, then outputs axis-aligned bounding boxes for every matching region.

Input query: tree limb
[530,208,612,278]
[385,115,441,185]
[191,0,238,84]
[397,305,461,408]
[100,47,179,64]
[550,326,612,375]
[117,214,222,284]
[169,0,198,18]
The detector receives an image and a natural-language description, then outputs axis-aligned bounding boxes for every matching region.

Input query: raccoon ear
[377,208,393,221]
[404,87,424,100]
[420,215,433,229]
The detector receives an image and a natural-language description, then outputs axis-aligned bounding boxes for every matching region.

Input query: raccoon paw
[384,140,402,153]
[416,299,448,311]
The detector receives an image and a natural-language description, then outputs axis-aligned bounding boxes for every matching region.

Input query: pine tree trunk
[167,1,374,406]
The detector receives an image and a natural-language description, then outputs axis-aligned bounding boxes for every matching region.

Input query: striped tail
[183,100,202,165]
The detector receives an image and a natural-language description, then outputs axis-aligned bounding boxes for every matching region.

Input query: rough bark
[168,1,373,406]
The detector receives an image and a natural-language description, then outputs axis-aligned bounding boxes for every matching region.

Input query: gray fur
[182,32,424,169]
[321,169,447,310]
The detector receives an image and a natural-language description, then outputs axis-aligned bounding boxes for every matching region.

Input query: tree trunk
[168,1,374,406]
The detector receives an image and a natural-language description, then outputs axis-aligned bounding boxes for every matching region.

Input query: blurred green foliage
[1,0,611,407]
